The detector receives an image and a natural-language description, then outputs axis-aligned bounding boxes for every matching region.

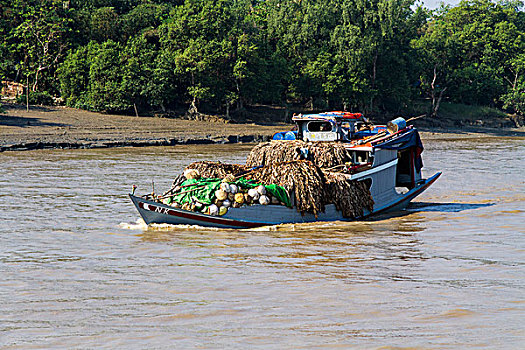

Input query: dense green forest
[0,0,524,118]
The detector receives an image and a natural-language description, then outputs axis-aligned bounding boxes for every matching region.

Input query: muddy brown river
[1,136,524,349]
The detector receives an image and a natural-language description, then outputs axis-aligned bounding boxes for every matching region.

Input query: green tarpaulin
[172,177,291,207]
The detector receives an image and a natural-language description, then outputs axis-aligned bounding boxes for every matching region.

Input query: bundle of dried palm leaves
[306,142,354,168]
[246,140,353,168]
[178,160,373,219]
[246,141,303,167]
[324,172,374,218]
[244,160,327,216]
[185,161,249,179]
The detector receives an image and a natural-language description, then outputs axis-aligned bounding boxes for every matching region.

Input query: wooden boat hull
[129,172,441,229]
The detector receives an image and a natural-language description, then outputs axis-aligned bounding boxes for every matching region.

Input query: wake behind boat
[130,112,441,228]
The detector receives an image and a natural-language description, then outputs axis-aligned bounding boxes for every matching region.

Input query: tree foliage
[0,0,523,117]
[413,0,525,115]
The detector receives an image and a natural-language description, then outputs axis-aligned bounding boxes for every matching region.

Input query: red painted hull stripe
[138,202,265,228]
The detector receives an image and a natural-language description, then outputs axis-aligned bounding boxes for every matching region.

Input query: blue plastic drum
[387,117,407,133]
[284,131,297,140]
[272,132,285,140]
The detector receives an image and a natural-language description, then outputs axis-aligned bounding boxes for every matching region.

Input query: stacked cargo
[153,139,374,219]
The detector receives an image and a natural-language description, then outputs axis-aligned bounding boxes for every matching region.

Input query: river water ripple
[0,137,524,349]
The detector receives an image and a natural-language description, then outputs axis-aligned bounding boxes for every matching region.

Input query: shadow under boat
[407,201,495,213]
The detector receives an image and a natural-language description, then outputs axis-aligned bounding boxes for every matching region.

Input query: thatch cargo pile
[242,160,373,218]
[243,140,374,218]
[158,141,374,219]
[173,157,374,219]
[325,172,374,218]
[246,140,353,168]
[185,161,249,179]
[243,160,327,217]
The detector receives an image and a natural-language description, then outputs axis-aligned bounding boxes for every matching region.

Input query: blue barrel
[387,117,407,133]
[284,131,297,140]
[272,132,285,140]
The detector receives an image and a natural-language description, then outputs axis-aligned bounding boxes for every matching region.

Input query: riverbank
[1,104,524,152]
[0,104,286,152]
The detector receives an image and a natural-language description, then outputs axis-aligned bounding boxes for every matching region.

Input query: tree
[10,1,71,93]
[267,0,421,112]
[413,0,525,116]
[501,53,525,113]
[412,11,456,116]
[86,40,127,112]
[59,40,126,112]
[159,0,236,115]
[4,0,522,118]
[89,7,120,43]
[58,44,90,106]
[120,2,170,41]
[226,1,287,111]
[173,37,230,115]
[120,33,161,112]
[267,0,339,109]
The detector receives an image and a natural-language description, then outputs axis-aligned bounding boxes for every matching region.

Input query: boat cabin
[272,111,425,193]
[291,111,368,142]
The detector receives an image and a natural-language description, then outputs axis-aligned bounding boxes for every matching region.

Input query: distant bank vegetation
[0,0,524,119]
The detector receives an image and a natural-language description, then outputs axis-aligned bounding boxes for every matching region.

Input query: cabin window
[350,151,371,164]
[340,121,353,139]
[355,121,367,131]
[307,121,332,132]
[341,121,353,130]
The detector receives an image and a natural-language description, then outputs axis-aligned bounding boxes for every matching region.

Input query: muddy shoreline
[0,104,282,152]
[1,104,524,152]
[0,135,272,152]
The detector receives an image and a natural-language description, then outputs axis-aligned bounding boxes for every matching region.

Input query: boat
[130,111,441,228]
